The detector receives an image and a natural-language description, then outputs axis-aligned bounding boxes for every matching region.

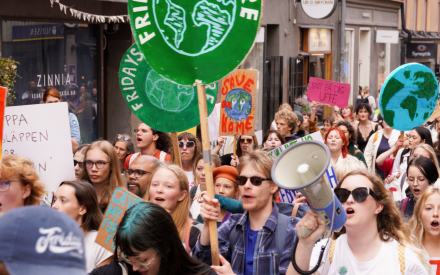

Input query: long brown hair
[192,154,221,186]
[79,140,124,210]
[177,132,202,167]
[236,134,258,158]
[59,180,103,233]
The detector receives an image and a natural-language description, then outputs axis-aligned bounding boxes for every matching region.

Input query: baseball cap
[0,206,86,275]
[294,111,304,124]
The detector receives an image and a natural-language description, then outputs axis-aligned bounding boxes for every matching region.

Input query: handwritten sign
[2,103,74,199]
[307,77,350,108]
[0,87,7,162]
[96,188,144,252]
[219,70,258,136]
[268,131,338,203]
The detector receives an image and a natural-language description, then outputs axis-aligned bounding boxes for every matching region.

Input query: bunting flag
[49,0,128,23]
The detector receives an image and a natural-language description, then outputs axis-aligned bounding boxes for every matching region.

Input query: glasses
[334,187,378,203]
[85,161,109,169]
[120,253,157,271]
[124,169,151,178]
[236,176,272,186]
[74,160,84,169]
[407,177,427,185]
[0,180,20,192]
[116,134,131,142]
[240,138,253,144]
[178,141,195,149]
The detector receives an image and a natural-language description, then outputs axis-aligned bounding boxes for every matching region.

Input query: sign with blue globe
[119,44,217,132]
[128,0,263,86]
[379,63,439,131]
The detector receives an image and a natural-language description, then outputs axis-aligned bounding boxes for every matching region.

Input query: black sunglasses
[236,176,272,186]
[74,160,84,169]
[334,187,378,203]
[240,138,253,144]
[179,141,195,148]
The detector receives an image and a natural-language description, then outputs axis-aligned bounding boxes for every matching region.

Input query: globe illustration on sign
[145,69,195,112]
[153,0,237,56]
[225,89,252,122]
[380,63,439,131]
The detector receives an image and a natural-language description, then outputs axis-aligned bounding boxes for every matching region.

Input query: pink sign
[307,77,350,108]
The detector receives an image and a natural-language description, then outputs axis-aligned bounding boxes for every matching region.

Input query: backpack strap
[401,197,409,214]
[398,245,405,275]
[291,204,301,217]
[276,214,289,256]
[373,132,379,143]
[190,186,198,201]
[329,240,336,264]
[354,149,361,155]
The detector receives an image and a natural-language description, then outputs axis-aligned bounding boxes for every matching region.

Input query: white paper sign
[3,103,75,199]
[208,103,221,142]
[376,30,399,44]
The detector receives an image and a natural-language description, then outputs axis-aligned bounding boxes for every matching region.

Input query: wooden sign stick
[171,132,182,168]
[233,136,237,158]
[196,81,220,266]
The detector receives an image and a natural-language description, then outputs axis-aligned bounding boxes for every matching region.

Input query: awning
[298,24,335,30]
[400,30,440,40]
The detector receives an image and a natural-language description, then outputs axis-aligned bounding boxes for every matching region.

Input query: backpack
[190,186,198,201]
[228,213,289,257]
[357,96,369,105]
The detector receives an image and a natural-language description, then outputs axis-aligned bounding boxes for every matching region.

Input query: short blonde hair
[363,86,370,94]
[278,103,293,112]
[2,154,46,206]
[334,157,367,182]
[274,110,298,133]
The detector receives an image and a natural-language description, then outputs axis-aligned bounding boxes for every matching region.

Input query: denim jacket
[193,204,299,275]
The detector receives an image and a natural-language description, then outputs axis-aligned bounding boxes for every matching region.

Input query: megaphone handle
[300,210,327,239]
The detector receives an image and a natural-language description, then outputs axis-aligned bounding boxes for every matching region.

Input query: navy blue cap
[0,206,86,275]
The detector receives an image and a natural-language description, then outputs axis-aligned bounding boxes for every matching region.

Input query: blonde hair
[274,110,298,134]
[411,143,440,174]
[336,171,427,269]
[79,140,124,210]
[1,154,46,206]
[278,103,293,112]
[363,86,370,94]
[334,157,367,182]
[144,164,190,240]
[192,154,221,187]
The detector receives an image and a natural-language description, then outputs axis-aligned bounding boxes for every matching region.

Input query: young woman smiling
[178,132,202,187]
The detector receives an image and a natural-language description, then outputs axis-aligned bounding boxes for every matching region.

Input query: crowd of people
[1,86,440,275]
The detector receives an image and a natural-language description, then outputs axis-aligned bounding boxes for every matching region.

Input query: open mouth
[432,221,439,229]
[413,188,421,194]
[243,195,253,200]
[155,197,165,202]
[346,208,355,215]
[137,137,142,142]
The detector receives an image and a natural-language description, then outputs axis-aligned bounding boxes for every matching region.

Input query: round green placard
[128,0,263,86]
[119,44,218,132]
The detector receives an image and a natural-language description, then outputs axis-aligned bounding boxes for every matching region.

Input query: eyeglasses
[178,141,195,148]
[334,187,378,203]
[236,176,272,186]
[116,134,131,142]
[407,177,427,185]
[240,138,253,144]
[74,160,84,169]
[0,180,20,192]
[85,160,109,169]
[124,169,151,178]
[120,253,157,271]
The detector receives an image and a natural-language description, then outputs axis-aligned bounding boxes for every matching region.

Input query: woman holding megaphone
[287,170,428,275]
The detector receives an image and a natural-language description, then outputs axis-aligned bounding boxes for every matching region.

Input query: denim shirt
[69,113,82,145]
[193,204,299,275]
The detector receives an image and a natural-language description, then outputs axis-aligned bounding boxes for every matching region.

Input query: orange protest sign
[219,70,258,136]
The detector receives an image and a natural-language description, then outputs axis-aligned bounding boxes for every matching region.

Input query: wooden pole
[171,132,182,168]
[233,135,237,157]
[196,81,219,266]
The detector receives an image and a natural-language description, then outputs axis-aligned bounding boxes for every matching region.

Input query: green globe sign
[128,0,263,86]
[119,44,218,132]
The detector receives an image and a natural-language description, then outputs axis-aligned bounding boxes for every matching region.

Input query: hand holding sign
[307,77,350,108]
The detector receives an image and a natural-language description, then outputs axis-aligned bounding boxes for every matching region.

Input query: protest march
[3,1,440,275]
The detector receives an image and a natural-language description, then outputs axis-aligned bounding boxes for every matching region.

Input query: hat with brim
[213,166,239,187]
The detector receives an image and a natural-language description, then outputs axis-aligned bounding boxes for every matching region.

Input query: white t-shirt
[84,230,113,273]
[189,185,202,219]
[428,257,440,275]
[185,171,194,187]
[310,235,428,275]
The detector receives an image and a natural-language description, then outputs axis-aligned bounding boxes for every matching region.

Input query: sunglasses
[236,176,272,186]
[334,187,378,203]
[179,141,195,148]
[240,138,253,144]
[74,160,84,169]
[116,134,131,142]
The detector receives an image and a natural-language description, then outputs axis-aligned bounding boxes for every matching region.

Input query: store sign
[302,0,337,19]
[309,28,331,53]
[12,24,64,42]
[376,30,399,44]
[406,43,437,59]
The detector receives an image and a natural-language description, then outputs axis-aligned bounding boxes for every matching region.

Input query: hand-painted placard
[128,0,263,86]
[119,44,218,132]
[268,131,338,203]
[2,103,75,201]
[0,87,7,162]
[219,70,258,136]
[95,188,144,253]
[307,77,350,108]
[379,63,439,131]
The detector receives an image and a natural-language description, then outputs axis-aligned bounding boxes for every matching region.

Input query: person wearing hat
[0,206,87,275]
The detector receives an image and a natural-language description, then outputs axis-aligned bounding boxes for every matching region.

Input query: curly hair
[152,129,173,154]
[274,109,298,134]
[336,121,357,146]
[1,154,46,206]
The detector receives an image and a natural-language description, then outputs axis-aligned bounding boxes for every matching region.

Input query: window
[2,21,100,144]
[377,43,391,90]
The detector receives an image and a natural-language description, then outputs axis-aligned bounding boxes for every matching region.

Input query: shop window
[378,43,391,90]
[2,21,99,144]
[344,30,354,103]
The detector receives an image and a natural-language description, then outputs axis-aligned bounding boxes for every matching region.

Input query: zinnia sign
[301,0,338,19]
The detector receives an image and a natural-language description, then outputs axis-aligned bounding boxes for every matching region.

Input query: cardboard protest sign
[268,132,337,203]
[119,44,218,133]
[0,87,7,162]
[96,188,144,252]
[219,70,258,136]
[307,77,350,108]
[128,0,263,86]
[2,103,74,199]
[379,63,439,131]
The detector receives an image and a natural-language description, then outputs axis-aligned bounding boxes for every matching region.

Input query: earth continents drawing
[224,89,252,122]
[379,63,439,131]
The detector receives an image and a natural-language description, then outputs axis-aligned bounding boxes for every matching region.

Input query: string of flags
[49,0,128,23]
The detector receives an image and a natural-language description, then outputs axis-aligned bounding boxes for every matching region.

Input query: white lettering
[240,7,259,20]
[124,54,139,66]
[123,67,137,78]
[37,75,42,87]
[122,77,134,86]
[126,91,139,102]
[132,103,143,111]
[135,12,152,29]
[139,32,156,44]
[130,47,144,61]
[35,227,83,255]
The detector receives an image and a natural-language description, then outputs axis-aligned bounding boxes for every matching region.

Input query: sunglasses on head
[334,187,378,203]
[74,160,84,169]
[116,134,131,142]
[179,141,195,148]
[236,176,272,186]
[240,138,253,144]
